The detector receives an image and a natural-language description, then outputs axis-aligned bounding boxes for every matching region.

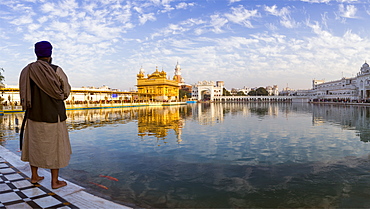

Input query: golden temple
[136,66,180,102]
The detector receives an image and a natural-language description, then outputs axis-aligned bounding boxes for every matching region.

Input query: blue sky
[1,0,370,91]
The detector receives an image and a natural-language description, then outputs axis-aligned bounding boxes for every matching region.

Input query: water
[2,103,370,208]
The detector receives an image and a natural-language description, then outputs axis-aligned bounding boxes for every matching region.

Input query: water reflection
[0,113,20,147]
[312,104,370,143]
[2,103,370,208]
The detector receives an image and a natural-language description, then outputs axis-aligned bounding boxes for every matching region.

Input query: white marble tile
[12,180,33,188]
[33,196,62,208]
[0,168,14,174]
[0,192,22,203]
[0,183,11,192]
[5,202,33,209]
[0,164,8,168]
[5,173,23,181]
[21,187,46,198]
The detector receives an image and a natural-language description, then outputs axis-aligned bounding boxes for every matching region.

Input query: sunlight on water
[2,103,370,208]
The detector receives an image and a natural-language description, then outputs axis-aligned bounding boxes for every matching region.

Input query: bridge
[211,96,311,103]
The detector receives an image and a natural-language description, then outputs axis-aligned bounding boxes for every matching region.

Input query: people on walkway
[19,41,72,189]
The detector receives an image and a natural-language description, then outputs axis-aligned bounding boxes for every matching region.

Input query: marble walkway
[0,146,131,209]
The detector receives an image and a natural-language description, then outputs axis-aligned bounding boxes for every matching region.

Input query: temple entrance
[200,89,211,101]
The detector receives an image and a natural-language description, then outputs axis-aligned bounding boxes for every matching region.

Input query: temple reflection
[2,103,370,143]
[137,106,184,143]
[67,108,138,130]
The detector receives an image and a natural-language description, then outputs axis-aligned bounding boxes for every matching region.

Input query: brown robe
[20,60,71,169]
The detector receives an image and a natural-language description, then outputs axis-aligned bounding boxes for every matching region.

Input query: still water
[2,103,370,208]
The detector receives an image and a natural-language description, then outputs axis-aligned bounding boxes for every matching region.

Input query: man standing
[19,41,71,189]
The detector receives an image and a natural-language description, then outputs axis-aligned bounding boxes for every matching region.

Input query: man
[19,41,71,189]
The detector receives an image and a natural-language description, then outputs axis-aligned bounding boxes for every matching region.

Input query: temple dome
[139,66,145,74]
[361,62,370,74]
[160,70,167,76]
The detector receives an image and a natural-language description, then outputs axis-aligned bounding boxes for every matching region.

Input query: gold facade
[137,106,183,143]
[137,67,179,102]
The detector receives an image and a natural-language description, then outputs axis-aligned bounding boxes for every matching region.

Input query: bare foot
[52,180,67,189]
[31,176,44,184]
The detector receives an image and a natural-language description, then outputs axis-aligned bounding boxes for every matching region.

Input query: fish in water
[89,182,108,190]
[99,175,119,181]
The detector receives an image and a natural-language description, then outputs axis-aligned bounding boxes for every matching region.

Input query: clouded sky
[1,0,370,91]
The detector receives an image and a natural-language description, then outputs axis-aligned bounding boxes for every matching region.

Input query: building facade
[191,81,223,101]
[296,62,370,101]
[136,66,180,102]
[266,85,279,96]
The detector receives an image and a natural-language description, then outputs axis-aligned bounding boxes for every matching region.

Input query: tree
[236,91,246,96]
[0,68,4,103]
[222,88,232,96]
[256,87,268,96]
[248,90,256,96]
[248,87,268,96]
[179,89,191,99]
[0,68,4,86]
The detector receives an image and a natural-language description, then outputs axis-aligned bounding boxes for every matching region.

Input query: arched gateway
[191,81,223,101]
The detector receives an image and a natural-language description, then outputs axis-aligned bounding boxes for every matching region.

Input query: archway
[200,89,212,101]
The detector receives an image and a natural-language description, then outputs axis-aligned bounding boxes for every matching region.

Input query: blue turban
[34,41,52,57]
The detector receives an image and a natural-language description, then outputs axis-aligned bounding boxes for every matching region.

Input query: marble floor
[0,156,77,209]
[0,146,131,209]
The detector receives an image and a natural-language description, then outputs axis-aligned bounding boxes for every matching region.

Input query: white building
[239,86,252,95]
[266,85,279,96]
[296,62,370,101]
[356,62,370,99]
[191,81,223,101]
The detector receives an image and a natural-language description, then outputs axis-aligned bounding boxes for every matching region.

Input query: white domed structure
[139,66,145,74]
[360,62,370,74]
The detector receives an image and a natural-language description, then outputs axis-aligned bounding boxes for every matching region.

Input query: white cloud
[229,0,242,3]
[139,13,156,25]
[210,14,228,33]
[300,0,359,3]
[1,0,370,90]
[133,6,143,13]
[27,23,41,32]
[176,2,195,10]
[264,5,299,28]
[40,2,70,17]
[0,30,9,40]
[224,5,259,28]
[181,18,206,26]
[150,23,190,39]
[339,4,357,18]
[265,5,290,17]
[265,23,278,31]
[160,4,174,13]
[37,16,48,24]
[300,0,331,3]
[10,15,33,25]
[109,3,133,24]
[280,16,299,28]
